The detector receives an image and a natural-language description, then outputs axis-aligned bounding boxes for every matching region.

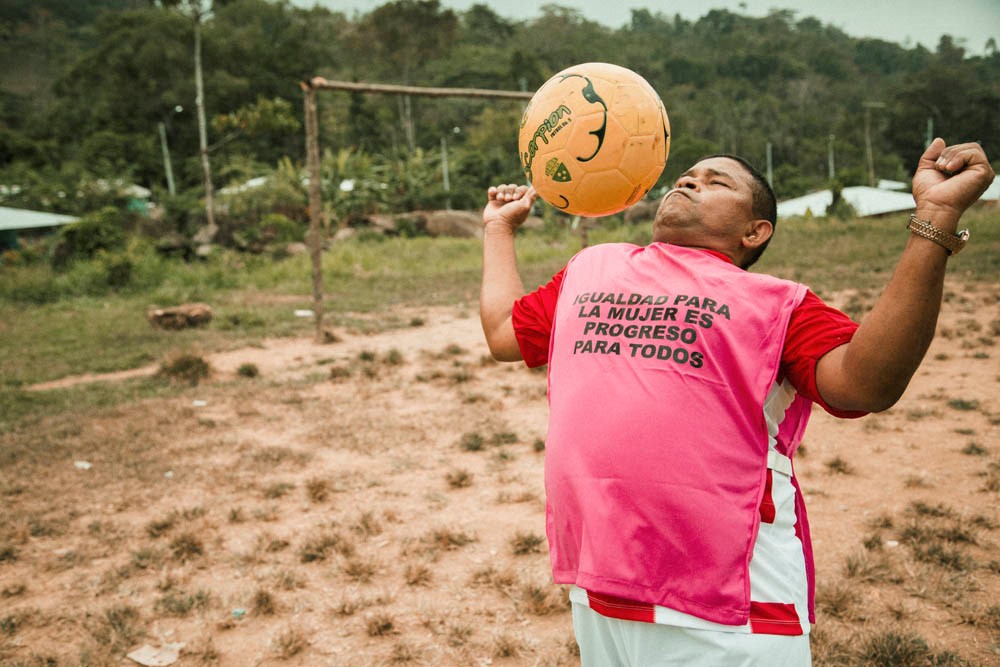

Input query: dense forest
[1,0,997,228]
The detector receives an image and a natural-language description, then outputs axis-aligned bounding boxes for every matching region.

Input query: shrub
[51,206,127,269]
[158,354,211,386]
[230,213,305,252]
[237,363,260,378]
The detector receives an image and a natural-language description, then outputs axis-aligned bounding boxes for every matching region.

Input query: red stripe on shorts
[760,468,776,523]
[749,601,802,635]
[586,591,656,623]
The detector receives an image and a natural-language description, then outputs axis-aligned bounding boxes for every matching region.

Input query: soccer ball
[518,62,670,217]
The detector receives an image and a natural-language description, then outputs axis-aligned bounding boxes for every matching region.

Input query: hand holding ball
[518,63,670,217]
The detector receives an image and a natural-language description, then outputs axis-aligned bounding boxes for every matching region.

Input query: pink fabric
[514,273,862,418]
[544,243,809,626]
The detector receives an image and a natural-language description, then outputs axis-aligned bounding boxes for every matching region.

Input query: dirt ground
[1,279,998,666]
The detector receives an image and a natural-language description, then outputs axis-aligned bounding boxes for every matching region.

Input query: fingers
[918,137,946,165]
[924,138,992,176]
[488,184,535,203]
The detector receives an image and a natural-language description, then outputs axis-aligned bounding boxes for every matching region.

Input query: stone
[425,210,482,238]
[147,303,214,330]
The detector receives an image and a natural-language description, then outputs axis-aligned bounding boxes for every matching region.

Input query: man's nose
[675,175,700,191]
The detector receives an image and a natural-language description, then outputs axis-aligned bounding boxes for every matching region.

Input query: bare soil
[1,280,997,666]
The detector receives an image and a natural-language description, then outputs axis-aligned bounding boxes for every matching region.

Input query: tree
[352,0,459,151]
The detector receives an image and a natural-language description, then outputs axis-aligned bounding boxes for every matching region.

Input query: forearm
[480,223,526,361]
[819,206,957,412]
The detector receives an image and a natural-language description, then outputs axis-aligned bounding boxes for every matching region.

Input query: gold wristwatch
[907,214,969,256]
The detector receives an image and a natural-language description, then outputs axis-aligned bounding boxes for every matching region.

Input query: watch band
[907,214,969,256]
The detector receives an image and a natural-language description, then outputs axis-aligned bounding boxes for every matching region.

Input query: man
[479,138,993,666]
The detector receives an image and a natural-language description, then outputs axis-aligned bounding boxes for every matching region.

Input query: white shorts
[572,601,812,667]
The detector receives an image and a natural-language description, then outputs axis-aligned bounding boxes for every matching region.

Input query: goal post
[299,76,532,343]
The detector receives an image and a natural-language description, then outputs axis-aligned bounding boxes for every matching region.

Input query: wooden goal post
[299,76,532,342]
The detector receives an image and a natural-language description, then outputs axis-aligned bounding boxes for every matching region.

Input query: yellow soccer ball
[518,62,670,217]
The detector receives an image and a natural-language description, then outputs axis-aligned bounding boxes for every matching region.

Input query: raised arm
[816,139,994,413]
[480,184,538,361]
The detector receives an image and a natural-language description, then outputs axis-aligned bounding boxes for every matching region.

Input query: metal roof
[778,176,998,219]
[777,186,916,218]
[0,206,79,231]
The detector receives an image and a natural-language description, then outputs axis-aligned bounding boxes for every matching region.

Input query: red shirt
[512,249,865,418]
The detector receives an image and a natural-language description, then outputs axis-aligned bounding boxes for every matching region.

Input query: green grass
[754,207,999,293]
[0,377,182,438]
[1,208,996,430]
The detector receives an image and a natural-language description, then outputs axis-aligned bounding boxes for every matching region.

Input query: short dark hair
[701,154,777,269]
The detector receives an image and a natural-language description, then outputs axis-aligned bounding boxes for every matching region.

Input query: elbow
[867,392,904,414]
[843,381,909,414]
[486,340,522,363]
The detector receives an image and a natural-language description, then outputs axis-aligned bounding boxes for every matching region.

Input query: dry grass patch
[824,456,855,475]
[445,468,473,489]
[145,512,177,538]
[83,604,143,655]
[366,611,397,637]
[490,430,519,445]
[844,549,901,584]
[2,582,27,598]
[272,567,306,591]
[519,583,569,616]
[334,591,390,617]
[169,531,205,561]
[271,625,308,658]
[816,581,862,620]
[156,589,212,616]
[470,565,518,596]
[343,555,379,582]
[421,527,476,554]
[157,353,211,386]
[459,431,485,452]
[446,622,473,647]
[492,631,527,659]
[299,530,355,562]
[947,398,980,411]
[305,477,330,502]
[388,640,421,663]
[496,489,539,504]
[252,587,277,615]
[263,481,295,499]
[245,445,312,468]
[404,562,433,586]
[510,530,545,555]
[961,441,988,456]
[351,510,384,538]
[857,631,965,666]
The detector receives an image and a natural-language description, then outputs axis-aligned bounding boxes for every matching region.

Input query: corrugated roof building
[777,176,998,219]
[0,206,78,232]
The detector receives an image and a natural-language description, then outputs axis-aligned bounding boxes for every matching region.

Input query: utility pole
[863,101,886,188]
[440,136,451,210]
[440,126,460,210]
[158,105,183,197]
[158,122,176,196]
[192,3,216,243]
[765,142,773,186]
[828,134,835,181]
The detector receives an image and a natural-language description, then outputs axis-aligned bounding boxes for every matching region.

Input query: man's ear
[742,219,773,250]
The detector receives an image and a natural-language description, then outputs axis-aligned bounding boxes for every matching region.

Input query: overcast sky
[306,0,998,54]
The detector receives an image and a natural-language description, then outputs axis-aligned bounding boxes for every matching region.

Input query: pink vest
[544,243,810,626]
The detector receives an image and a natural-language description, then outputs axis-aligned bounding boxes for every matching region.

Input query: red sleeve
[781,290,868,419]
[511,268,564,368]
